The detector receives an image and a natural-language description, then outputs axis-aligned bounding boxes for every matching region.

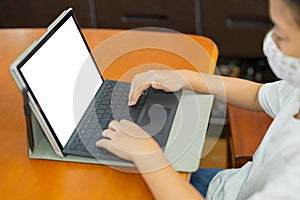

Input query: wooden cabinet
[201,0,272,58]
[0,0,93,28]
[0,0,199,33]
[94,0,199,34]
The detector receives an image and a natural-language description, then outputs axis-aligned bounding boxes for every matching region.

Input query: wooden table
[227,104,273,168]
[0,28,217,199]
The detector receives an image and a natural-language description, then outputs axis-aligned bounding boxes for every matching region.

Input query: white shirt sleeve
[258,81,297,118]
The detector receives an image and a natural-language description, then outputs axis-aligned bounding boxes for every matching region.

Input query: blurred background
[0,0,277,82]
[0,0,277,168]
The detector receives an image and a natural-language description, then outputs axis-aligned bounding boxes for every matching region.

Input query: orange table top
[0,28,217,199]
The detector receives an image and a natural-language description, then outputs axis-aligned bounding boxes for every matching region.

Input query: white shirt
[206,81,300,200]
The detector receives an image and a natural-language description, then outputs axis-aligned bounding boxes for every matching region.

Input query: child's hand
[96,119,162,163]
[128,70,189,106]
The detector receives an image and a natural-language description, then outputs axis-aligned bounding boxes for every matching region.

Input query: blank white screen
[21,17,102,147]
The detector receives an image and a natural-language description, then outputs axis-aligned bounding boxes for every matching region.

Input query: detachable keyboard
[65,80,149,160]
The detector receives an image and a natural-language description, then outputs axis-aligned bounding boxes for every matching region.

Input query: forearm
[98,120,203,199]
[180,70,264,112]
[134,152,203,200]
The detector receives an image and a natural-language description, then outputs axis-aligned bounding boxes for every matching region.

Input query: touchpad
[138,104,171,148]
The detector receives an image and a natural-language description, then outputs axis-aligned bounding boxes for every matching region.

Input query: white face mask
[263,29,300,89]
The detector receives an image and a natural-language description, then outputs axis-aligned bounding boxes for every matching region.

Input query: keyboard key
[69,142,77,150]
[102,99,109,105]
[99,104,107,110]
